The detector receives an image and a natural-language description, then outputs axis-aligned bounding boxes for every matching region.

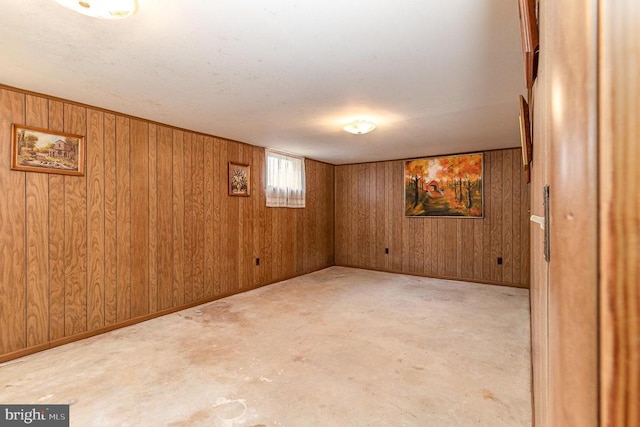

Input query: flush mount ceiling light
[54,0,138,19]
[343,120,377,135]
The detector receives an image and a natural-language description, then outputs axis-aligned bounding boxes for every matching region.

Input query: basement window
[265,149,305,208]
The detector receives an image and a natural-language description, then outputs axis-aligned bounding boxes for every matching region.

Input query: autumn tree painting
[404,153,483,217]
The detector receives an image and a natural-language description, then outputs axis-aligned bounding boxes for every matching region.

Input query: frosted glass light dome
[343,120,376,135]
[54,0,138,19]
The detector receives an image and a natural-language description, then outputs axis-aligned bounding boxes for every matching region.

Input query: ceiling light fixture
[54,0,138,19]
[343,120,376,135]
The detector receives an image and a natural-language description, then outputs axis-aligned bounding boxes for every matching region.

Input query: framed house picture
[11,124,85,176]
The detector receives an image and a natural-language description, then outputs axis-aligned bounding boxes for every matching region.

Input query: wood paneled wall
[600,1,640,425]
[529,0,599,426]
[334,149,530,287]
[0,86,335,361]
[530,2,551,424]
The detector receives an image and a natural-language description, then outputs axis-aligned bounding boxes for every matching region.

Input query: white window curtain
[265,149,306,208]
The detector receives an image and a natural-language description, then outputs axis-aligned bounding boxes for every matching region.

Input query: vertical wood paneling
[335,149,529,287]
[326,163,335,266]
[240,145,253,289]
[86,108,105,331]
[103,113,117,326]
[25,95,49,347]
[130,119,149,318]
[401,180,410,274]
[172,130,185,306]
[192,135,205,300]
[115,116,131,322]
[600,1,640,423]
[366,163,376,267]
[437,219,446,277]
[391,161,403,272]
[63,103,87,336]
[519,170,530,285]
[445,220,458,277]
[204,136,215,297]
[473,218,484,281]
[0,85,335,362]
[156,126,173,310]
[423,209,433,275]
[48,100,65,340]
[545,0,599,424]
[182,132,193,303]
[384,162,393,271]
[530,9,551,420]
[227,143,240,291]
[148,124,158,313]
[342,166,354,266]
[461,220,474,279]
[213,138,225,295]
[252,147,264,284]
[374,163,385,270]
[334,167,345,263]
[455,221,463,278]
[414,218,425,275]
[0,89,26,354]
[303,160,316,272]
[502,149,514,283]
[482,152,493,283]
[512,150,522,287]
[489,151,503,283]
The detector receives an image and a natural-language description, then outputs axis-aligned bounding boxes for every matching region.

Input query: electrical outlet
[497,257,503,265]
[255,258,260,266]
[385,248,389,254]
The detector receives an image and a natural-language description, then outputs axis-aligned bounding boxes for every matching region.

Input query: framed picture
[405,153,483,218]
[11,124,85,176]
[518,0,539,88]
[228,162,250,196]
[519,95,533,177]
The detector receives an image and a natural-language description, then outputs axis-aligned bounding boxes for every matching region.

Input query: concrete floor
[0,267,532,426]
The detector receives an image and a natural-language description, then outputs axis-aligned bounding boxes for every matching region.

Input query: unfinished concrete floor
[0,267,531,426]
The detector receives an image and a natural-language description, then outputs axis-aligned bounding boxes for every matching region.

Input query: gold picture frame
[404,152,484,218]
[228,162,250,196]
[519,95,533,177]
[518,0,539,88]
[11,124,85,176]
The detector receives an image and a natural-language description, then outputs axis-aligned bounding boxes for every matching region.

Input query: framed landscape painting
[405,153,483,218]
[11,124,84,176]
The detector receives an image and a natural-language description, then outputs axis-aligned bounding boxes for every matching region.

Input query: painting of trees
[405,160,426,208]
[11,124,85,176]
[405,153,483,217]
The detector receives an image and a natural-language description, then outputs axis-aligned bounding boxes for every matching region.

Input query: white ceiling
[0,0,525,164]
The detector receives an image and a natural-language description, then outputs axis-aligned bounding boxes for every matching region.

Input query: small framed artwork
[228,162,250,196]
[11,124,85,176]
[519,95,533,179]
[518,0,539,88]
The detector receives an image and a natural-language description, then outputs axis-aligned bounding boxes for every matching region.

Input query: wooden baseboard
[335,263,530,289]
[0,263,527,364]
[0,266,332,364]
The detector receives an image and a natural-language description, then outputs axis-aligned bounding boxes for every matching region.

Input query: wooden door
[531,1,640,426]
[530,0,599,425]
